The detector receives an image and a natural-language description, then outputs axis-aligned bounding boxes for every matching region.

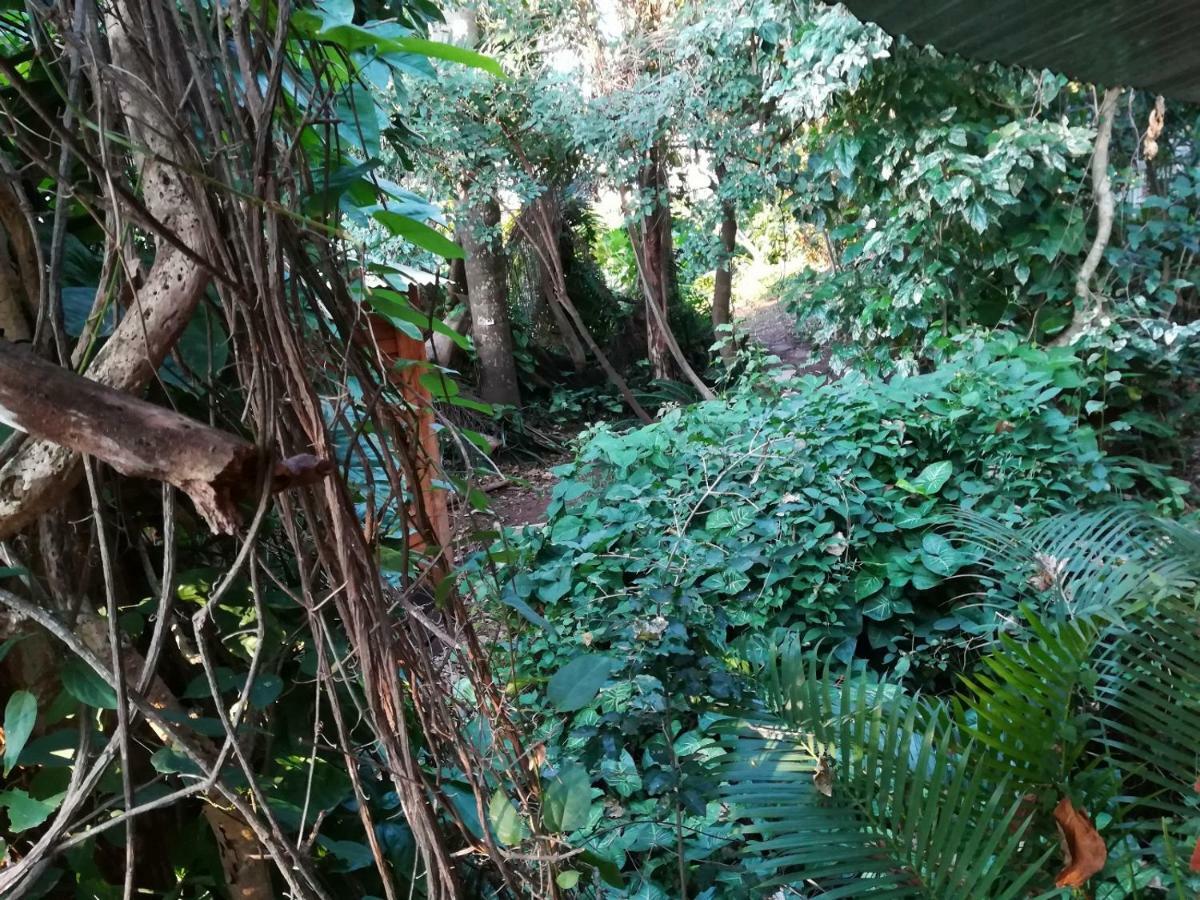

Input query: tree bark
[0,181,36,343]
[458,188,521,407]
[525,195,586,370]
[712,166,737,365]
[638,145,675,380]
[1052,87,1123,347]
[0,2,211,536]
[628,226,716,403]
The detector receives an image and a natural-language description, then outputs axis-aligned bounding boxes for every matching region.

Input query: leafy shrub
[478,336,1183,894]
[721,509,1200,898]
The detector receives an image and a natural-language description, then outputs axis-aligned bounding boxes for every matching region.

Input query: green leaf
[368,288,471,350]
[547,654,617,712]
[150,747,203,777]
[318,837,374,873]
[556,870,581,889]
[919,532,962,577]
[0,789,63,832]
[579,850,624,888]
[3,691,37,775]
[899,460,954,496]
[249,674,283,709]
[853,572,884,600]
[61,658,118,709]
[386,37,505,78]
[488,789,529,846]
[372,211,464,259]
[543,763,591,833]
[600,749,642,797]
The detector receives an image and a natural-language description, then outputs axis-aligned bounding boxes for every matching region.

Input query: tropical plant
[719,508,1200,897]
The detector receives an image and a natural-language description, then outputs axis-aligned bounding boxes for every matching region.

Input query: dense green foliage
[721,510,1200,897]
[476,333,1191,894]
[4,0,1200,894]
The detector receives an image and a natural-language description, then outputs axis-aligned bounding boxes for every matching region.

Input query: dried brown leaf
[813,754,834,798]
[1053,796,1107,887]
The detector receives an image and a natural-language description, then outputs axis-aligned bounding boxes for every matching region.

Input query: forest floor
[455,295,817,540]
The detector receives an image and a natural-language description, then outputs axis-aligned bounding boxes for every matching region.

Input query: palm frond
[957,607,1100,789]
[1092,599,1200,809]
[950,506,1200,620]
[720,642,1048,897]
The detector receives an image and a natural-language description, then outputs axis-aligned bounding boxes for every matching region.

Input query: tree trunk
[712,168,737,365]
[458,188,521,407]
[1052,87,1123,347]
[0,1,211,536]
[531,199,587,371]
[639,146,674,380]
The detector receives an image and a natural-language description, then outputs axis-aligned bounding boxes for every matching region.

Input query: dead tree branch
[0,341,330,533]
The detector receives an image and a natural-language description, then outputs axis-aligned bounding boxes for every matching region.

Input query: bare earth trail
[736,294,827,379]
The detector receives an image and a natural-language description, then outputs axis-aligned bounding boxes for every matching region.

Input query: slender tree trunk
[712,166,737,365]
[1052,87,1122,347]
[458,187,521,407]
[513,197,652,422]
[639,145,674,380]
[532,197,586,370]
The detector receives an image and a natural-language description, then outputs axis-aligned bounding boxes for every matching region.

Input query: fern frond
[950,506,1200,620]
[721,646,1047,897]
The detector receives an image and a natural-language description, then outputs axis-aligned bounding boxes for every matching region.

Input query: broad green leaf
[898,460,953,496]
[556,870,581,889]
[542,763,591,833]
[488,789,529,846]
[579,850,624,888]
[498,579,554,633]
[920,532,962,577]
[0,789,63,832]
[318,837,374,873]
[600,749,642,798]
[386,37,505,78]
[61,658,118,709]
[249,674,283,709]
[547,654,617,712]
[862,594,895,621]
[150,747,203,777]
[372,211,463,259]
[3,691,37,775]
[854,572,884,600]
[538,567,573,604]
[368,288,471,350]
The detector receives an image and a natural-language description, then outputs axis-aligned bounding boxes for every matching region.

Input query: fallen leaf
[1029,553,1068,592]
[813,754,834,798]
[1053,796,1107,887]
[525,742,546,772]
